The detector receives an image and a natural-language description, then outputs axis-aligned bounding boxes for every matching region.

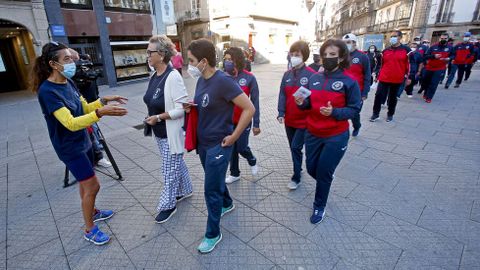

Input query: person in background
[278,40,317,190]
[72,52,111,168]
[342,33,370,137]
[445,32,475,89]
[295,38,361,224]
[223,47,261,184]
[366,44,382,84]
[440,37,455,85]
[243,49,252,72]
[185,39,255,253]
[171,48,184,75]
[143,35,193,224]
[308,51,322,72]
[370,30,410,122]
[403,42,424,98]
[248,46,256,63]
[33,41,128,245]
[464,37,479,82]
[422,33,454,103]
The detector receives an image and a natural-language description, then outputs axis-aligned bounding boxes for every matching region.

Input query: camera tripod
[63,125,123,188]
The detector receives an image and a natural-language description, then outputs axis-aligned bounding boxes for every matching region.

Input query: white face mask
[369,48,375,53]
[410,47,417,51]
[346,44,354,52]
[187,61,204,79]
[290,56,303,68]
[464,37,470,42]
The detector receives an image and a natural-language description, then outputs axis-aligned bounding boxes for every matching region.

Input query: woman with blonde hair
[144,35,193,223]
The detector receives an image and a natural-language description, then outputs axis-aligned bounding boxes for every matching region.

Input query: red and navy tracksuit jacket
[231,70,260,128]
[378,44,411,84]
[278,65,317,129]
[298,69,361,138]
[344,49,371,98]
[424,43,454,71]
[418,44,429,57]
[466,42,478,65]
[453,42,475,65]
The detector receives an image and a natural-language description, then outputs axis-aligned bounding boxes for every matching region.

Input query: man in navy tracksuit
[422,33,455,103]
[342,33,370,137]
[370,30,410,122]
[445,32,475,88]
[464,38,479,82]
[404,42,424,97]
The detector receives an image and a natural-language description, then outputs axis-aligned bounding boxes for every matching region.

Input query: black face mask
[322,57,339,71]
[440,40,447,45]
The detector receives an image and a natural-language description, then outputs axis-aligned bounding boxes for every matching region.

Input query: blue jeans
[230,125,257,177]
[198,144,233,238]
[424,70,444,100]
[305,130,349,209]
[445,64,459,87]
[285,126,305,183]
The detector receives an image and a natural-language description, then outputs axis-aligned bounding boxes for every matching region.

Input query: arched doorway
[0,19,37,92]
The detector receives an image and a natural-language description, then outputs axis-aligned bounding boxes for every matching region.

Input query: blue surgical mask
[223,60,235,75]
[390,37,398,45]
[59,62,76,79]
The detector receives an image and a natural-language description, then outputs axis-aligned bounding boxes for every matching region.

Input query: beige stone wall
[0,0,49,55]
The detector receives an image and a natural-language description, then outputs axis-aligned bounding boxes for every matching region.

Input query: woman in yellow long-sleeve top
[32,42,128,245]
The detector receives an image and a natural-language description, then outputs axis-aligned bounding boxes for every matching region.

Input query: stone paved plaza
[1,64,479,269]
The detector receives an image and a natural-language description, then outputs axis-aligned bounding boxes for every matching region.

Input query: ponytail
[31,41,68,93]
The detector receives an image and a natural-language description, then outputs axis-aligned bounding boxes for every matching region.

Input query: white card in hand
[293,86,311,98]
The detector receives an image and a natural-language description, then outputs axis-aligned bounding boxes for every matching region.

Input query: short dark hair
[224,47,245,71]
[187,38,216,67]
[289,40,310,62]
[320,39,350,69]
[393,30,403,37]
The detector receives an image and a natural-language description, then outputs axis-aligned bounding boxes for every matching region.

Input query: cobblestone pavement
[1,64,479,269]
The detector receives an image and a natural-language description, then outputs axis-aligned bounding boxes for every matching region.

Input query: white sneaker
[251,165,258,176]
[407,95,413,98]
[97,158,112,168]
[225,175,241,184]
[287,181,300,190]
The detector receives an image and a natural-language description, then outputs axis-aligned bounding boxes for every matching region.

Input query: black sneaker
[417,89,424,94]
[176,193,193,202]
[155,207,177,224]
[310,208,325,224]
[352,128,360,137]
[445,84,449,89]
[386,116,393,122]
[454,84,460,88]
[369,114,379,122]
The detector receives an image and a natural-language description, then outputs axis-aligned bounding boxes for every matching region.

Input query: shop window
[111,43,150,81]
[104,0,151,13]
[60,0,92,9]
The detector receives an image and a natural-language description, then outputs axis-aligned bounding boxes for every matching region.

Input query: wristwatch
[100,98,107,106]
[156,115,162,122]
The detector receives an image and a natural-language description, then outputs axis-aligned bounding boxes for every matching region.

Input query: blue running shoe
[93,209,114,222]
[197,234,222,254]
[221,204,235,217]
[84,225,110,245]
[310,208,325,224]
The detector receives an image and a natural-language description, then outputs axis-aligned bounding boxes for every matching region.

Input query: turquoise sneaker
[84,225,110,245]
[221,204,235,217]
[197,234,223,254]
[93,209,114,222]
